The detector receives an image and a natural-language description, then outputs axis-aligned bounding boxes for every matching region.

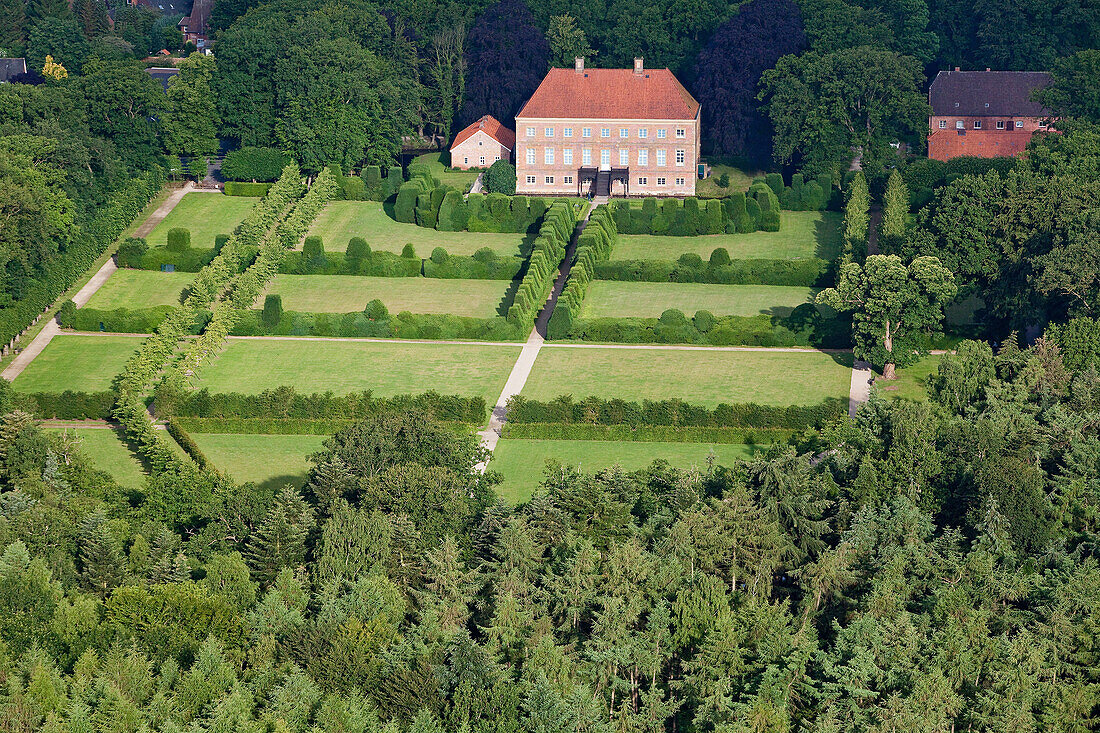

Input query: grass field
[191,433,329,489]
[611,211,843,261]
[145,192,259,248]
[11,335,139,393]
[491,439,756,502]
[524,347,852,407]
[308,202,530,256]
[877,354,942,402]
[581,282,815,319]
[259,275,513,317]
[695,164,760,198]
[48,427,147,488]
[413,152,481,192]
[197,339,519,404]
[84,270,196,310]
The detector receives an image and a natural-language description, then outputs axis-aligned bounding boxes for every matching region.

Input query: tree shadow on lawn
[761,303,854,361]
[814,212,844,261]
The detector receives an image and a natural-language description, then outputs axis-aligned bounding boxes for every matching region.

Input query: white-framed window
[638,149,648,165]
[973,120,982,129]
[656,177,666,185]
[479,156,485,165]
[545,176,554,184]
[639,128,648,139]
[939,120,947,129]
[526,175,536,183]
[619,128,628,138]
[675,149,685,165]
[676,128,685,138]
[545,127,554,137]
[656,129,667,139]
[675,177,685,186]
[564,175,573,184]
[618,149,628,166]
[563,149,573,165]
[600,128,611,138]
[638,177,647,185]
[582,127,592,138]
[1015,120,1024,128]
[564,127,573,138]
[656,149,666,166]
[526,127,535,137]
[996,120,1005,129]
[582,148,592,165]
[544,148,554,165]
[600,149,611,166]
[526,148,536,164]
[956,120,964,129]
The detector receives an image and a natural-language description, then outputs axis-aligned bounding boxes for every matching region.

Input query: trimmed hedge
[278,249,422,277]
[230,308,524,342]
[506,394,847,429]
[221,147,291,182]
[169,387,487,424]
[506,200,577,327]
[58,305,212,334]
[0,168,164,348]
[14,391,116,419]
[422,247,524,280]
[594,255,830,286]
[224,182,272,197]
[610,190,783,235]
[547,204,617,339]
[500,422,795,444]
[165,418,210,469]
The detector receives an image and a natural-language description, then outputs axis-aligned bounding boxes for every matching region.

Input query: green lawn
[48,427,147,488]
[695,164,760,198]
[581,282,815,319]
[191,433,329,490]
[259,275,513,317]
[84,270,196,310]
[413,152,481,192]
[611,211,843,261]
[11,335,140,393]
[491,439,756,502]
[524,347,852,407]
[145,192,259,248]
[878,354,942,402]
[196,339,519,405]
[307,201,530,257]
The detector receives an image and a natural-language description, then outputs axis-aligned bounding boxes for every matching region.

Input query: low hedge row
[762,172,834,211]
[564,306,851,348]
[422,247,524,280]
[14,391,117,419]
[0,169,164,347]
[165,419,210,469]
[548,205,617,339]
[224,182,272,197]
[279,240,523,280]
[221,147,291,182]
[167,387,487,423]
[500,422,795,444]
[610,187,781,236]
[279,248,422,277]
[594,254,830,286]
[230,307,524,342]
[506,201,577,326]
[506,394,846,429]
[57,305,211,334]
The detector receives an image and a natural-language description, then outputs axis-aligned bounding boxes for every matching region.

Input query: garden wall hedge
[547,205,616,339]
[506,201,577,327]
[230,305,524,342]
[58,305,212,334]
[610,188,781,236]
[14,391,117,420]
[594,254,830,286]
[506,394,846,429]
[278,239,523,280]
[500,422,795,444]
[221,147,291,182]
[224,182,272,197]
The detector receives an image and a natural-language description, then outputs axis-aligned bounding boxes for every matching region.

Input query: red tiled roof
[451,115,516,151]
[517,67,700,120]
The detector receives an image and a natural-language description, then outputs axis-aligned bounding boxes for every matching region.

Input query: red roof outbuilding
[452,115,516,152]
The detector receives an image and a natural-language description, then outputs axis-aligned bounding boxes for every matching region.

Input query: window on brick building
[1015,120,1024,128]
[675,150,685,165]
[545,127,554,137]
[526,127,535,137]
[956,120,964,129]
[657,177,666,185]
[479,156,485,165]
[563,149,573,165]
[638,149,648,165]
[564,127,573,137]
[464,157,468,164]
[545,176,554,184]
[582,149,592,165]
[564,176,573,184]
[656,129,666,139]
[675,128,685,138]
[619,128,628,138]
[526,149,535,164]
[656,150,666,166]
[997,120,1005,129]
[544,148,554,164]
[939,120,947,129]
[582,127,591,137]
[600,149,610,166]
[638,177,647,185]
[526,175,536,183]
[600,128,610,137]
[639,128,648,138]
[973,120,981,129]
[675,177,684,186]
[619,149,628,166]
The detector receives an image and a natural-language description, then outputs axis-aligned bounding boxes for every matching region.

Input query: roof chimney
[985,67,991,72]
[575,57,584,73]
[954,66,960,71]
[634,57,644,75]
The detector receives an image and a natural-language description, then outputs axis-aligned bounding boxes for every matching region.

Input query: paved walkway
[848,360,873,416]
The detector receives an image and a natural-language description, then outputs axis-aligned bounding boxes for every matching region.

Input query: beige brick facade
[451,130,511,170]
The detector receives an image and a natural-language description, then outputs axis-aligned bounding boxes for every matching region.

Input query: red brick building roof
[452,115,516,151]
[929,70,1052,117]
[517,67,700,120]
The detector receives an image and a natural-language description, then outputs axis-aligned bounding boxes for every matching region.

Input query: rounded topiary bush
[709,247,731,267]
[401,243,417,259]
[694,310,716,333]
[473,247,496,263]
[116,237,148,267]
[659,308,688,326]
[346,237,370,262]
[678,253,704,268]
[431,247,449,264]
[364,299,389,320]
[166,228,191,251]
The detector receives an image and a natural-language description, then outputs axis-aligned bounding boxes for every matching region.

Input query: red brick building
[514,58,701,197]
[927,69,1053,161]
[449,115,515,170]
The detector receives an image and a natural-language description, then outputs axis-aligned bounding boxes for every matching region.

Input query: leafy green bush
[346,237,370,265]
[262,295,283,327]
[221,146,291,182]
[166,227,190,251]
[224,182,272,197]
[483,159,516,194]
[116,237,148,267]
[14,391,117,419]
[594,256,829,286]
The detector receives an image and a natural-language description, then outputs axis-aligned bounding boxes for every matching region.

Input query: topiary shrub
[678,253,704,268]
[346,237,370,266]
[262,294,283,327]
[704,199,724,234]
[116,237,148,268]
[401,243,417,259]
[166,228,190,252]
[659,308,688,326]
[431,247,449,264]
[483,159,516,194]
[765,173,784,195]
[214,234,229,254]
[342,177,366,201]
[694,310,716,333]
[709,247,731,267]
[303,236,325,272]
[364,299,389,320]
[222,146,291,182]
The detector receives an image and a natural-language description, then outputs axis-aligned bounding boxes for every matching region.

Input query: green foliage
[262,294,283,327]
[166,227,191,252]
[224,181,272,196]
[843,171,870,256]
[879,169,909,250]
[482,159,516,195]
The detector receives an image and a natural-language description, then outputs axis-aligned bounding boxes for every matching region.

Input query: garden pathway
[845,208,882,416]
[2,183,197,384]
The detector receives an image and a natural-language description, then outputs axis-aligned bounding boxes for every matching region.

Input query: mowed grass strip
[196,339,520,405]
[580,282,816,319]
[880,354,942,402]
[307,201,530,256]
[259,275,512,317]
[491,439,756,503]
[412,152,480,192]
[145,192,259,248]
[190,433,329,489]
[12,335,140,393]
[48,427,147,488]
[611,211,842,261]
[524,347,853,407]
[85,270,196,310]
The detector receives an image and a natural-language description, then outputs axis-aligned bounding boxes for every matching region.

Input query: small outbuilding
[449,115,515,170]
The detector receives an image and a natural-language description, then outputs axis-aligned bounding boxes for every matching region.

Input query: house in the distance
[927,69,1053,161]
[179,0,213,51]
[146,66,180,92]
[449,115,515,170]
[515,57,701,197]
